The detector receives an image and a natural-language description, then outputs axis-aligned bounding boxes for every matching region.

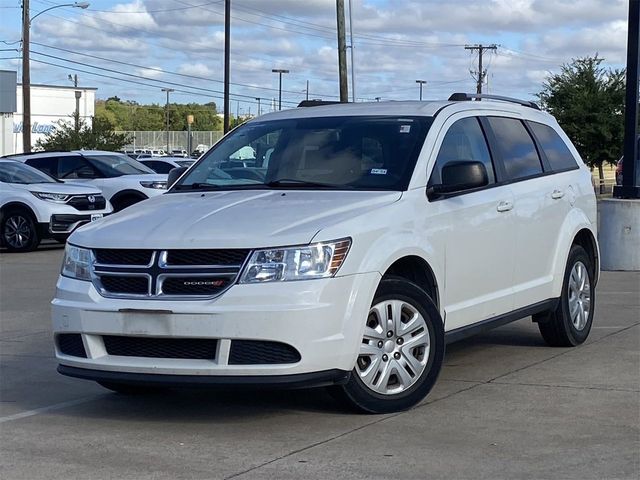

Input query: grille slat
[100,276,149,294]
[229,340,301,365]
[93,249,248,298]
[165,249,249,266]
[57,333,87,358]
[68,195,106,211]
[161,276,231,295]
[103,336,217,359]
[95,249,153,265]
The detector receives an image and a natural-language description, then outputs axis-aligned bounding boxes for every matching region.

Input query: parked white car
[10,151,167,211]
[0,160,112,251]
[52,94,599,413]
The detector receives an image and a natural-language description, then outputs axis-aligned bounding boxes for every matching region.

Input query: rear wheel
[536,245,595,347]
[332,277,445,413]
[1,209,40,252]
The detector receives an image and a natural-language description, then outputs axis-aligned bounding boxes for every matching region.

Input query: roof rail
[297,100,344,108]
[448,93,540,110]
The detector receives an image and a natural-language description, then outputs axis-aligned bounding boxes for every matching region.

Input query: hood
[110,173,168,183]
[8,182,102,195]
[70,189,402,249]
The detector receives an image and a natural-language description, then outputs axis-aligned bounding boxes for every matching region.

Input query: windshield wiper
[173,182,222,191]
[265,178,350,189]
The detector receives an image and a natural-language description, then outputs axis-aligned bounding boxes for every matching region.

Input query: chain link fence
[121,131,224,152]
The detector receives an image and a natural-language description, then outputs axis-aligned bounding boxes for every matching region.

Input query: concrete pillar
[598,199,640,271]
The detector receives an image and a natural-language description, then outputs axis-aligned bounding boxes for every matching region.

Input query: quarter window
[429,117,495,186]
[487,117,543,180]
[527,121,578,172]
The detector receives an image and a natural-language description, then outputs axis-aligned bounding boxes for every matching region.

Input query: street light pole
[161,88,174,154]
[21,1,89,153]
[416,80,426,101]
[255,97,261,116]
[271,69,289,111]
[223,0,230,134]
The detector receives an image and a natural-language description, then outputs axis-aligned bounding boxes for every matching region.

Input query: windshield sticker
[371,168,388,175]
[399,125,411,133]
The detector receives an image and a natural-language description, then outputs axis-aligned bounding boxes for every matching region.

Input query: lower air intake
[229,340,301,365]
[103,336,217,360]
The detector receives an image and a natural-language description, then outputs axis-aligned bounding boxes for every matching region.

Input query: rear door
[427,115,516,331]
[484,117,566,308]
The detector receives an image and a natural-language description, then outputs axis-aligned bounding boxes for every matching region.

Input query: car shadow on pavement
[55,386,357,422]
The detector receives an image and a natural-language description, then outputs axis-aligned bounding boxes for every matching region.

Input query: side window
[429,117,495,186]
[527,121,578,171]
[25,157,57,177]
[150,161,173,174]
[58,156,97,179]
[487,117,543,180]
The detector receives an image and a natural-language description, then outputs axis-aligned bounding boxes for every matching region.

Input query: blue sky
[0,0,629,114]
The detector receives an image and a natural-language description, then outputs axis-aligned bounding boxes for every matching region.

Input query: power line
[29,50,302,106]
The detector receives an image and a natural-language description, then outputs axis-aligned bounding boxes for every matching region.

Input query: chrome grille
[92,249,248,299]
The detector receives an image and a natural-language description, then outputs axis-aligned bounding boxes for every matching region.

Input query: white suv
[0,160,112,251]
[52,94,598,413]
[10,150,168,211]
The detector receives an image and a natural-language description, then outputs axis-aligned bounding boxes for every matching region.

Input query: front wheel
[332,277,445,414]
[1,209,40,252]
[536,245,595,347]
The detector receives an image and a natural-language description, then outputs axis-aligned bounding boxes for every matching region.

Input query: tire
[97,381,163,395]
[331,277,445,414]
[1,208,40,252]
[536,245,595,347]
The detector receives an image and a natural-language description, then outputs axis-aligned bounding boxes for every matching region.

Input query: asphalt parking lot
[0,245,638,479]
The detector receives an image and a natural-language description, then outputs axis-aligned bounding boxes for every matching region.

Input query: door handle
[551,189,565,199]
[496,201,513,212]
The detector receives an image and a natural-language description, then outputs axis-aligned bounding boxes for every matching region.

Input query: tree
[538,55,626,192]
[35,114,131,151]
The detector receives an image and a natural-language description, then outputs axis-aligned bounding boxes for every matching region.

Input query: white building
[1,80,96,155]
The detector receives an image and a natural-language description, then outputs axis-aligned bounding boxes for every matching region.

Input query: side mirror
[427,161,488,199]
[167,166,188,188]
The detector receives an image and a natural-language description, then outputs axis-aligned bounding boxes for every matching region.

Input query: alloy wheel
[568,260,591,331]
[357,299,430,395]
[4,215,31,249]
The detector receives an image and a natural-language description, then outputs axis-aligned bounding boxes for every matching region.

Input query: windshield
[84,154,155,177]
[173,116,432,192]
[0,161,59,184]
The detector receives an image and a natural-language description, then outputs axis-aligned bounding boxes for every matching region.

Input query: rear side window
[527,122,578,171]
[25,157,57,177]
[429,117,495,186]
[487,117,543,181]
[58,156,97,179]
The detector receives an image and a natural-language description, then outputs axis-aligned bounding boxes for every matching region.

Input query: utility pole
[69,74,81,132]
[348,0,356,102]
[255,97,261,116]
[223,0,230,134]
[415,80,426,101]
[161,88,173,153]
[614,0,640,198]
[21,0,31,153]
[306,80,309,101]
[465,44,497,94]
[336,0,348,102]
[272,69,289,110]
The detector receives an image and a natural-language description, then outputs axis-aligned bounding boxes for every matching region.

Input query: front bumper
[49,213,109,234]
[52,271,381,379]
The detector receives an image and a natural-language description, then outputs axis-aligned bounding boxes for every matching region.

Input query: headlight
[239,238,351,283]
[140,181,167,189]
[31,192,70,203]
[61,244,92,281]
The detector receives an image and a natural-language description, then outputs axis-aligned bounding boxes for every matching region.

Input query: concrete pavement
[0,245,638,479]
